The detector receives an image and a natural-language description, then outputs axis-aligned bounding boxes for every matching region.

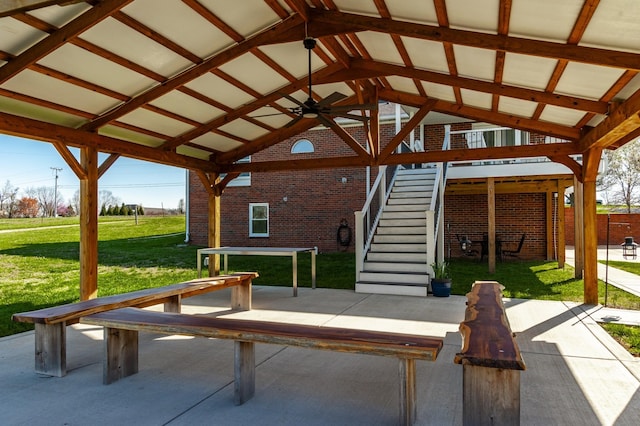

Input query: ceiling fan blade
[328,112,370,122]
[327,103,378,112]
[284,115,304,128]
[251,112,288,118]
[279,92,306,108]
[316,92,347,107]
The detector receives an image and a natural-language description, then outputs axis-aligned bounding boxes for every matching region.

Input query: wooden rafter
[0,0,85,18]
[378,100,436,162]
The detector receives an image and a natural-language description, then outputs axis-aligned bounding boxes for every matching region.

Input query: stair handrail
[355,164,400,279]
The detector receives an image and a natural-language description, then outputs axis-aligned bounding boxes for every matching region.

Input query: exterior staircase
[355,167,437,297]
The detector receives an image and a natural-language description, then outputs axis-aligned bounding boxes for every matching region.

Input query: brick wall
[188,122,400,252]
[445,192,548,259]
[564,208,640,245]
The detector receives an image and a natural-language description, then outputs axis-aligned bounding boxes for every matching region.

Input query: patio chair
[502,233,526,259]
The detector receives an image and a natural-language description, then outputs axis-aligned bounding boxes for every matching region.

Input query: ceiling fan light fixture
[302,110,318,119]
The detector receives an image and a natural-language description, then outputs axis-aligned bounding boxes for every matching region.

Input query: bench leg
[231,279,252,311]
[399,358,417,426]
[164,295,181,313]
[234,341,255,405]
[103,327,139,385]
[462,365,520,426]
[35,322,66,377]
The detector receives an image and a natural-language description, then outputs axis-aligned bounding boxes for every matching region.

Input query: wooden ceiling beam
[379,89,581,141]
[0,111,218,172]
[579,89,640,152]
[352,59,608,114]
[219,155,369,173]
[311,9,640,71]
[0,0,132,85]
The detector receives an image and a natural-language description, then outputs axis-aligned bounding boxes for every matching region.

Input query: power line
[50,167,62,217]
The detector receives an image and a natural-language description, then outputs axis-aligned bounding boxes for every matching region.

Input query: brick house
[188,105,574,261]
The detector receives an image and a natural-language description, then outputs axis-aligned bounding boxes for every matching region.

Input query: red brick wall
[188,123,400,252]
[445,192,548,259]
[564,208,640,245]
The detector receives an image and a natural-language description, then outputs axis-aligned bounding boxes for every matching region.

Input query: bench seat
[81,307,444,426]
[12,273,257,377]
[454,281,525,426]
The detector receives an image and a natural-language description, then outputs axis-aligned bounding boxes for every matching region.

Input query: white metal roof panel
[501,53,557,91]
[446,0,498,34]
[185,72,254,109]
[539,105,586,127]
[509,0,583,42]
[386,0,438,25]
[197,0,282,38]
[402,37,449,73]
[191,132,243,152]
[118,108,194,138]
[0,17,47,55]
[555,62,625,100]
[581,1,640,53]
[151,91,224,124]
[453,45,495,82]
[497,97,538,119]
[218,54,290,95]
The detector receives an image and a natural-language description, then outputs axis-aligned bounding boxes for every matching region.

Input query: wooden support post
[487,177,496,273]
[558,184,566,268]
[546,191,554,260]
[34,322,65,377]
[399,358,417,426]
[573,177,584,279]
[103,327,138,385]
[80,146,98,301]
[583,179,599,304]
[462,365,521,426]
[208,179,221,277]
[234,341,255,405]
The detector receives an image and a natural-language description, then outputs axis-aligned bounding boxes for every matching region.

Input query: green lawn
[1,216,639,355]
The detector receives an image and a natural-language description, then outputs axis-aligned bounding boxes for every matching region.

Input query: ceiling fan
[255,36,377,127]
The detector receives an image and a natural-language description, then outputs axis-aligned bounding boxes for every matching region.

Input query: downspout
[184,168,190,243]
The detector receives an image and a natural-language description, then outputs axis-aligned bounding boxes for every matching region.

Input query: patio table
[197,247,317,296]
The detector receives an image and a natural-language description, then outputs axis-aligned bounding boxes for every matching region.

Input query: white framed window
[223,156,251,187]
[249,203,269,237]
[291,139,314,153]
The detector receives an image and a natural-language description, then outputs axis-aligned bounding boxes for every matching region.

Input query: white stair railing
[355,165,397,281]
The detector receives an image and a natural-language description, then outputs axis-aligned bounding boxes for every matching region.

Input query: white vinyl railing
[355,125,451,281]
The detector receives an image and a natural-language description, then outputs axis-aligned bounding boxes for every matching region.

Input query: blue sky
[0,134,186,209]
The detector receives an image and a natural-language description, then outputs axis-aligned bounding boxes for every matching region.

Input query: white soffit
[422,82,456,103]
[2,69,119,115]
[402,37,449,73]
[100,125,164,148]
[219,119,269,141]
[185,72,254,109]
[0,96,83,127]
[0,17,47,55]
[497,97,538,119]
[357,32,404,66]
[509,0,583,42]
[151,91,224,124]
[191,133,243,152]
[79,18,192,78]
[332,0,379,16]
[197,0,282,38]
[539,105,586,127]
[37,44,155,96]
[258,42,312,81]
[501,53,557,91]
[123,0,234,59]
[386,76,421,96]
[460,89,492,111]
[453,45,496,82]
[386,0,438,25]
[581,1,640,53]
[27,2,90,27]
[446,0,499,33]
[175,144,211,160]
[218,54,290,95]
[555,62,625,100]
[118,108,194,137]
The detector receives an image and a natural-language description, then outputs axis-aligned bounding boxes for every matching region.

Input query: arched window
[291,139,314,154]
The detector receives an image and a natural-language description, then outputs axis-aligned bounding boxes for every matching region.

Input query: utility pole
[51,167,62,217]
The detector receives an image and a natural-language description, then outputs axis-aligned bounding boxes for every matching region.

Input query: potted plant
[430,261,452,297]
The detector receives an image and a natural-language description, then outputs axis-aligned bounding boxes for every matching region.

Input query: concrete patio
[2,285,639,425]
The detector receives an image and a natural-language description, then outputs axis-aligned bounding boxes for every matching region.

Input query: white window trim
[249,203,269,237]
[291,139,314,154]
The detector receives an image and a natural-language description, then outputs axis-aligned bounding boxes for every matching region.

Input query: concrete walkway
[2,286,639,425]
[566,246,640,327]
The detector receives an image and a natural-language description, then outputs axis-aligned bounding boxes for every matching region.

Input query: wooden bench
[12,272,257,377]
[454,281,526,426]
[81,307,444,426]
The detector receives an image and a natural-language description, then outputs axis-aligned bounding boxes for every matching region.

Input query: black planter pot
[431,279,452,297]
